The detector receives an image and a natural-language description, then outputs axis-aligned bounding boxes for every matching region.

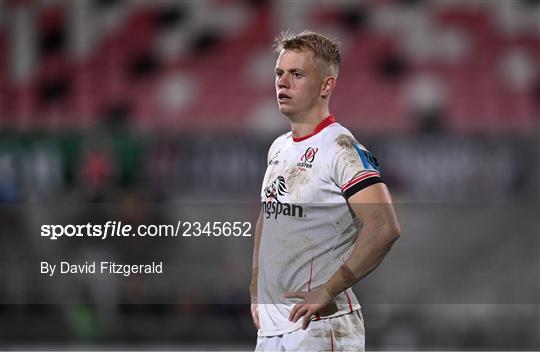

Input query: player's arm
[250,209,264,330]
[324,183,400,294]
[286,183,400,329]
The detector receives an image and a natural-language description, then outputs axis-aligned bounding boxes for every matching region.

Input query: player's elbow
[389,222,401,242]
[383,218,401,244]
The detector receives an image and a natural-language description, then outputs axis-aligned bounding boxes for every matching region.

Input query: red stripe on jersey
[293,115,336,142]
[341,171,380,191]
[344,289,353,313]
[330,330,334,351]
[307,255,315,291]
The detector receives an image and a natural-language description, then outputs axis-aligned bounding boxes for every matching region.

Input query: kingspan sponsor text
[262,201,304,219]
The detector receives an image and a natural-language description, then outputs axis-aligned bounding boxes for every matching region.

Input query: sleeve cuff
[341,172,383,199]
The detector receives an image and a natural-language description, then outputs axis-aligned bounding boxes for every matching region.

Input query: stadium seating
[0,0,538,133]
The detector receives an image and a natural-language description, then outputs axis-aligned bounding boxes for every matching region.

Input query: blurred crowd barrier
[0,129,538,203]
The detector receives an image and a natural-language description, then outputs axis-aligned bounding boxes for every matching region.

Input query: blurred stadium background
[0,0,539,350]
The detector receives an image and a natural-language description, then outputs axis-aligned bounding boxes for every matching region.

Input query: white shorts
[255,310,365,352]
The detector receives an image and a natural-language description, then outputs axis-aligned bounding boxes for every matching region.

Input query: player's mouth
[278,92,292,104]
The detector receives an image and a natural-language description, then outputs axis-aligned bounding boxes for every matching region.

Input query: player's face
[275,49,324,117]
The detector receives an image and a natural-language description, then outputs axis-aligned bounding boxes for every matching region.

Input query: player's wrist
[324,264,359,298]
[320,286,333,302]
[322,280,341,299]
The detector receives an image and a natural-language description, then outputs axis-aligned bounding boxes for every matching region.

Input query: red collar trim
[292,115,336,143]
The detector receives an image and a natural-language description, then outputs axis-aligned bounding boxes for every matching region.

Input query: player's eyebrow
[275,68,305,74]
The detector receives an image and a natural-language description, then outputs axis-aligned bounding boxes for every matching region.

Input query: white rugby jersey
[258,115,383,337]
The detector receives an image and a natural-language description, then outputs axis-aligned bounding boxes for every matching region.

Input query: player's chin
[277,103,294,114]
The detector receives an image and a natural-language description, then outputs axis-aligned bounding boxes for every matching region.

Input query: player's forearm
[322,216,400,299]
[250,269,258,304]
[250,210,264,303]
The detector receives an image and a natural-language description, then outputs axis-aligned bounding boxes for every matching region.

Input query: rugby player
[250,31,401,351]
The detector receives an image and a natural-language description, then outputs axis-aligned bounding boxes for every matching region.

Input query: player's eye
[293,72,302,79]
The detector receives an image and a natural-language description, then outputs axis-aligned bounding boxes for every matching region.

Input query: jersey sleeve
[328,132,383,199]
[267,132,288,164]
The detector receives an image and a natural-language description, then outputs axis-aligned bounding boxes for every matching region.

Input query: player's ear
[321,76,336,98]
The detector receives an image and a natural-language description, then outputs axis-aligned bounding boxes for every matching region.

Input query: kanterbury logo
[263,176,304,219]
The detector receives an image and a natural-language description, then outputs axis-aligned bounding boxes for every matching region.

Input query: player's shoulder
[323,122,353,138]
[323,121,382,174]
[321,122,368,151]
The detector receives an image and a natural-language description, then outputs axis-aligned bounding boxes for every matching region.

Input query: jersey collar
[292,115,336,143]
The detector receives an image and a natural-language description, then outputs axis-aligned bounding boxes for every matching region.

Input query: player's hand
[285,287,332,330]
[251,303,260,330]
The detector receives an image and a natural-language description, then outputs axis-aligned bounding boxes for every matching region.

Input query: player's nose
[277,73,290,88]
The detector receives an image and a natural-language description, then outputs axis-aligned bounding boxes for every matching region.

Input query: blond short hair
[274,30,340,76]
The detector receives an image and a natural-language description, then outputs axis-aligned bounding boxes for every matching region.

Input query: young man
[250,31,401,351]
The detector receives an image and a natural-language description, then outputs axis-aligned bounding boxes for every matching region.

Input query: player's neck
[288,106,331,140]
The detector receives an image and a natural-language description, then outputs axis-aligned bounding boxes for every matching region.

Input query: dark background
[0,0,539,350]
